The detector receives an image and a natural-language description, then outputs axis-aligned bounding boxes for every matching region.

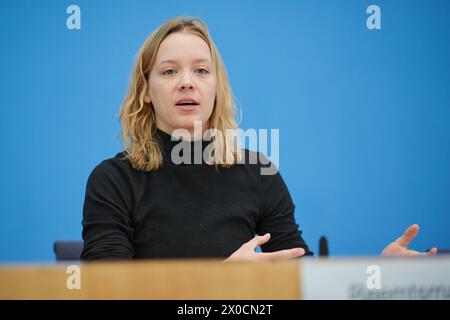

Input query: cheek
[205,83,217,115]
[149,79,171,102]
[205,80,217,102]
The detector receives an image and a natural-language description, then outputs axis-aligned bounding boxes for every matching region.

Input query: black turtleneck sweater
[81,128,312,260]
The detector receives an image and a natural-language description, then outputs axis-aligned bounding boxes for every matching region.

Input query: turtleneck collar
[155,128,213,165]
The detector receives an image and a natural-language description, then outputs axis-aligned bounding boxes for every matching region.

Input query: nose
[178,72,195,91]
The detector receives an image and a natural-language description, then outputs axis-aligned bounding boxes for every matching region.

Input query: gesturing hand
[224,233,305,262]
[381,224,438,257]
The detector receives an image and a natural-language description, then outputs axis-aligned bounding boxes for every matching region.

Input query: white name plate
[300,256,450,299]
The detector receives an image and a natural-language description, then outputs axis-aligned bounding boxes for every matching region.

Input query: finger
[405,249,427,257]
[395,224,419,248]
[409,248,437,257]
[259,248,305,261]
[402,248,436,257]
[247,233,271,249]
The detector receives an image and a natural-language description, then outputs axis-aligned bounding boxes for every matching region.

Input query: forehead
[156,32,212,64]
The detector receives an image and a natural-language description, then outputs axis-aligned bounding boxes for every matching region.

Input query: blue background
[1,0,449,262]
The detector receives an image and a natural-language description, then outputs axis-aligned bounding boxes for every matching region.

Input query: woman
[81,16,437,261]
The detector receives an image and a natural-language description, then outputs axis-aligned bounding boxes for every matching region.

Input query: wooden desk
[0,259,301,299]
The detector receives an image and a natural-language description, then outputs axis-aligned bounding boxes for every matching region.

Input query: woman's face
[145,32,217,138]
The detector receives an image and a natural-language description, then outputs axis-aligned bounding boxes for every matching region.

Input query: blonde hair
[119,16,242,171]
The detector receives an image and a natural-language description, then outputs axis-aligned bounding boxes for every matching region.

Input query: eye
[162,69,176,75]
[195,68,209,75]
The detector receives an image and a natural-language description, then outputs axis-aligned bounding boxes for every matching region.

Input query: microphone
[319,236,329,257]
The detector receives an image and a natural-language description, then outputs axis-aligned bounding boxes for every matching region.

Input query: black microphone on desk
[319,236,329,257]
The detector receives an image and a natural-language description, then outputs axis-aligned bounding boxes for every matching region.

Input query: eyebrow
[158,58,212,66]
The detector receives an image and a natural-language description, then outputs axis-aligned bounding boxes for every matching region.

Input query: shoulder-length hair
[119,16,242,171]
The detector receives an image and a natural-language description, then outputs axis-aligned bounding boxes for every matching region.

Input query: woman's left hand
[381,224,438,257]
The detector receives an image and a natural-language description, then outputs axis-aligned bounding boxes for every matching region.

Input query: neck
[155,127,213,165]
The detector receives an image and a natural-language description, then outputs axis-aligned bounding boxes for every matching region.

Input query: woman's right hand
[224,233,305,262]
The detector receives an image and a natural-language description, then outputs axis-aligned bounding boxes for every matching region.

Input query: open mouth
[175,99,200,110]
[175,97,199,107]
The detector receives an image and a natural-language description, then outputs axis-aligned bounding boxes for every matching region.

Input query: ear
[142,74,151,103]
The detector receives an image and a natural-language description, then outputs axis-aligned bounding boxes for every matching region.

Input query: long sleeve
[80,145,312,260]
[80,160,135,260]
[256,155,313,256]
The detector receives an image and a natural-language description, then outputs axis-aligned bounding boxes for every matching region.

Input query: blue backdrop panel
[0,0,449,262]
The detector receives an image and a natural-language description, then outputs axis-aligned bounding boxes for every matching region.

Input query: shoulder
[89,152,129,174]
[86,152,140,188]
[238,148,279,177]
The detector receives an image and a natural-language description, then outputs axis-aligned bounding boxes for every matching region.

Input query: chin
[174,118,208,131]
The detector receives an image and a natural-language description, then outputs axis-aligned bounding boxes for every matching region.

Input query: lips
[175,98,199,106]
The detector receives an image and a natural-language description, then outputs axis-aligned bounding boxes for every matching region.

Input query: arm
[225,153,312,262]
[81,160,135,260]
[256,161,313,256]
